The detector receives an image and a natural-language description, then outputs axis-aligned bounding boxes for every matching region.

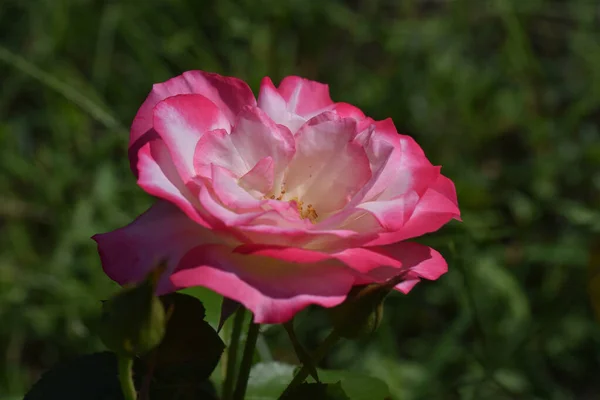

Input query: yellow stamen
[294,199,318,223]
[265,187,319,223]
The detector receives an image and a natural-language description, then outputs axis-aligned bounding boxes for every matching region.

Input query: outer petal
[92,201,220,294]
[365,174,461,246]
[130,71,257,176]
[153,94,230,182]
[360,119,437,202]
[431,174,459,211]
[357,191,420,231]
[332,102,366,120]
[257,77,366,133]
[170,244,357,323]
[355,242,448,293]
[257,77,306,133]
[235,242,448,294]
[131,71,256,146]
[276,76,333,116]
[136,137,209,227]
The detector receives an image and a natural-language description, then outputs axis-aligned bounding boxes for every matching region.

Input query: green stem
[233,321,260,400]
[117,355,137,400]
[283,322,318,382]
[278,330,341,399]
[139,350,156,400]
[223,307,246,400]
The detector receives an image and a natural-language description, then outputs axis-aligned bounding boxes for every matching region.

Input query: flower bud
[327,283,388,339]
[98,263,167,357]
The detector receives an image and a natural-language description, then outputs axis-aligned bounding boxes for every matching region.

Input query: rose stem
[222,307,246,400]
[278,330,341,399]
[233,321,260,400]
[117,355,137,400]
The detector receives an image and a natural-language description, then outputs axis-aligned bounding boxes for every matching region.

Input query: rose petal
[238,156,275,195]
[284,112,371,215]
[359,242,448,294]
[236,224,365,250]
[193,106,295,181]
[331,102,366,121]
[258,77,365,133]
[357,191,420,231]
[359,119,438,202]
[229,106,295,188]
[170,244,356,323]
[366,175,461,246]
[431,174,460,213]
[210,164,266,210]
[153,94,230,182]
[130,71,256,176]
[235,241,448,294]
[131,71,256,146]
[92,201,219,294]
[276,76,334,116]
[257,77,307,134]
[136,138,209,227]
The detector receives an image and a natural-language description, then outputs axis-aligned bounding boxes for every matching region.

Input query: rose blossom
[93,71,460,324]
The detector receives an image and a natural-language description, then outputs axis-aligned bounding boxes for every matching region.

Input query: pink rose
[93,71,460,324]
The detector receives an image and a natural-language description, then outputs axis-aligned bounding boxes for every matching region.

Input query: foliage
[1,0,599,398]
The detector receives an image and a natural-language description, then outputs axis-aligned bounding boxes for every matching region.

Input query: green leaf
[281,382,350,400]
[246,362,391,400]
[23,350,220,400]
[246,361,295,399]
[313,370,391,400]
[23,352,123,400]
[180,286,222,328]
[145,293,225,382]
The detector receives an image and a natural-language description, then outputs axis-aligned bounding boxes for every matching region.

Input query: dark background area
[1,0,599,398]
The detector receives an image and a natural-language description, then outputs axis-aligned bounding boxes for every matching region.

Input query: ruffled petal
[357,242,448,293]
[170,244,356,323]
[136,137,209,227]
[257,77,366,133]
[284,112,371,215]
[257,77,307,133]
[238,156,275,196]
[92,201,219,293]
[365,174,461,246]
[331,102,366,120]
[276,76,334,116]
[131,71,256,146]
[229,106,295,188]
[235,241,448,294]
[210,165,265,210]
[357,191,420,231]
[153,94,230,182]
[193,106,295,181]
[130,71,256,176]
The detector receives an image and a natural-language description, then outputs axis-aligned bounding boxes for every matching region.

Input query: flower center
[267,187,319,223]
[293,198,319,223]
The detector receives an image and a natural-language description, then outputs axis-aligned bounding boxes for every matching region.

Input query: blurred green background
[2,0,600,398]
